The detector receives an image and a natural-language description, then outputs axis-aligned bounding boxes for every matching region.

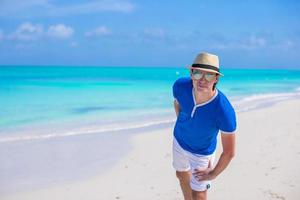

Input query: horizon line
[0,64,299,71]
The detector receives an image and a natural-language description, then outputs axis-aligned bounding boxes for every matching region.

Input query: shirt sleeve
[218,97,237,133]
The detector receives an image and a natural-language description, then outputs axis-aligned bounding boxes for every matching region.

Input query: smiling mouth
[196,85,207,90]
[197,83,207,88]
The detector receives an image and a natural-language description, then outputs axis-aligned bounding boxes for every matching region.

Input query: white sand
[1,99,300,200]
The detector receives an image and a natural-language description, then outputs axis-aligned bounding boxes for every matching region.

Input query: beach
[1,0,300,198]
[1,98,300,200]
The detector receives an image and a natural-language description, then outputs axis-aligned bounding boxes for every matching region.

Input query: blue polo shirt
[173,77,236,155]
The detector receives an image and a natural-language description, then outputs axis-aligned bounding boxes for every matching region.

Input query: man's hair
[213,75,219,91]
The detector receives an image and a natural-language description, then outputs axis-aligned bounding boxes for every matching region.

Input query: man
[172,52,237,200]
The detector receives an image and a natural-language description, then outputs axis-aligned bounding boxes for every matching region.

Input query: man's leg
[189,153,215,200]
[192,190,207,200]
[176,171,192,200]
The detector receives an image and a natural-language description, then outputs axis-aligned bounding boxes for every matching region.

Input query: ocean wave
[232,90,300,112]
[0,118,175,143]
[1,91,300,143]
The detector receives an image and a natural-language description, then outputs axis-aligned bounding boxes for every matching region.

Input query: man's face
[190,69,219,93]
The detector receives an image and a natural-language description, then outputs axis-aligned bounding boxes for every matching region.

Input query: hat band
[191,64,219,72]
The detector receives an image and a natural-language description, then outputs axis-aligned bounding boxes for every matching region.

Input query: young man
[172,52,237,200]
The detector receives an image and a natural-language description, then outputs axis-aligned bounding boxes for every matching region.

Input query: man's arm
[194,132,236,181]
[174,99,180,117]
[209,133,235,179]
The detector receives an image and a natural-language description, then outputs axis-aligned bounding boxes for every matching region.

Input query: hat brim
[188,66,224,76]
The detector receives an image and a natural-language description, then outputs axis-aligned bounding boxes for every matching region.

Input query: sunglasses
[191,70,217,81]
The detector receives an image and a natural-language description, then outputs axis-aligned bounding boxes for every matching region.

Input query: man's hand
[192,161,217,181]
[193,133,236,182]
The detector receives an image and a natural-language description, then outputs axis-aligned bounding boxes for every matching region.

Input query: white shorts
[172,138,215,192]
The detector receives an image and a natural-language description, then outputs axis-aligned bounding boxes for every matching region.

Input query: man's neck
[194,89,216,105]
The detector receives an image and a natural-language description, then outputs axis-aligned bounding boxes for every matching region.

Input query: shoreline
[1,89,300,143]
[1,97,300,199]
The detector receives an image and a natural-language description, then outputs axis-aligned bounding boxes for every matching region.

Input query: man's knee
[176,171,190,182]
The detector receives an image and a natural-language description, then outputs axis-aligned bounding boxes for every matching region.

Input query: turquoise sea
[1,66,300,142]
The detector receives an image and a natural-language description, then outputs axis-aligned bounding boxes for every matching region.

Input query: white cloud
[48,24,74,39]
[0,0,134,17]
[274,39,299,51]
[209,33,268,50]
[0,0,50,17]
[5,22,74,42]
[9,22,44,41]
[0,0,48,10]
[242,35,266,49]
[85,26,111,37]
[280,40,294,49]
[47,0,134,16]
[143,28,165,39]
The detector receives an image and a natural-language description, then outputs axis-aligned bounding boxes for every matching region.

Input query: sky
[0,0,300,69]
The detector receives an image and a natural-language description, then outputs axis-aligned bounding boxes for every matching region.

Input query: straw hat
[189,52,223,76]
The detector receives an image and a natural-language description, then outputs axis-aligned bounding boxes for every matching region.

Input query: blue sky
[0,0,299,68]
